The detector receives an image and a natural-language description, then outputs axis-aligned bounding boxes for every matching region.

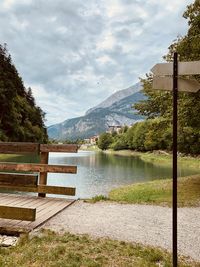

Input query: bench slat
[0,173,38,187]
[38,185,76,196]
[0,142,39,154]
[40,144,78,153]
[0,185,76,196]
[0,206,36,221]
[0,163,77,173]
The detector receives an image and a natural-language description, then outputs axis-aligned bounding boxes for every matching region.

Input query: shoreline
[101,149,200,169]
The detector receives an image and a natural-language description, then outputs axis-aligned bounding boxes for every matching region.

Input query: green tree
[124,121,149,151]
[144,118,172,151]
[110,135,128,151]
[134,0,200,155]
[97,133,113,150]
[0,44,48,143]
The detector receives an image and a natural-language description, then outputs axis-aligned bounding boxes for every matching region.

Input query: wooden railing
[0,142,79,221]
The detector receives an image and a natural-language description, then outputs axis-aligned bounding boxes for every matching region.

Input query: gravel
[42,200,200,262]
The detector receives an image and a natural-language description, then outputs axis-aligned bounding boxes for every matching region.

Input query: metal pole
[173,52,178,267]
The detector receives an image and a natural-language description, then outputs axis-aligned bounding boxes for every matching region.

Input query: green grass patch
[0,229,197,267]
[109,175,200,207]
[86,195,109,203]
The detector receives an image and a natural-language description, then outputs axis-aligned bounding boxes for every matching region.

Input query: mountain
[48,83,145,140]
[86,83,141,115]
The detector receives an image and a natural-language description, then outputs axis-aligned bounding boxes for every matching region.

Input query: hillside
[0,44,48,142]
[48,83,145,140]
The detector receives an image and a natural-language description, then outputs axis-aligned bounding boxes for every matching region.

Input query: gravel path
[42,201,200,261]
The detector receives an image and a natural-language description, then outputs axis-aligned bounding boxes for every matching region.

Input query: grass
[88,195,109,203]
[0,229,197,267]
[108,175,200,207]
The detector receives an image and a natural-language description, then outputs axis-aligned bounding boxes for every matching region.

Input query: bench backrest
[0,142,79,221]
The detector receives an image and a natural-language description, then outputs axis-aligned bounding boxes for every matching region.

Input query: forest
[98,0,200,155]
[0,44,48,143]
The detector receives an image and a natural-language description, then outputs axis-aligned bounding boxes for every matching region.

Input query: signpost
[152,77,200,92]
[151,55,200,267]
[151,60,200,76]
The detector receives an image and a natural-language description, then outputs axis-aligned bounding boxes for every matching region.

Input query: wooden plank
[28,200,75,229]
[0,142,39,154]
[0,206,36,221]
[39,152,49,197]
[151,61,200,76]
[0,196,38,227]
[152,76,200,92]
[0,196,45,228]
[0,195,47,227]
[16,198,58,228]
[38,185,76,196]
[13,197,73,229]
[0,173,38,187]
[0,185,76,196]
[0,194,33,206]
[0,163,77,173]
[40,144,79,153]
[0,194,75,234]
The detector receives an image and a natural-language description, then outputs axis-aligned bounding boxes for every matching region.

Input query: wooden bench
[0,142,78,221]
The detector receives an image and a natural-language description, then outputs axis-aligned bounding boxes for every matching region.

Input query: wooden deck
[0,193,76,235]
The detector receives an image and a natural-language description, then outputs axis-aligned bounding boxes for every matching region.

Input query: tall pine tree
[0,44,48,143]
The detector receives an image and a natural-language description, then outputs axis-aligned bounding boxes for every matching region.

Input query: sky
[0,0,193,126]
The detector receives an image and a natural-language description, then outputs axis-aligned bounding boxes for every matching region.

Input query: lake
[48,151,198,198]
[1,151,198,198]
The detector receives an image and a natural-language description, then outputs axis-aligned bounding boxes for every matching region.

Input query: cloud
[0,0,192,125]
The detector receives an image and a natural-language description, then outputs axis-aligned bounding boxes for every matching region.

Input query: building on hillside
[84,135,99,145]
[89,135,99,145]
[83,138,90,144]
[107,125,123,134]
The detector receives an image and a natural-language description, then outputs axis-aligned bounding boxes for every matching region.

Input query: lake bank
[102,149,200,169]
[107,174,200,207]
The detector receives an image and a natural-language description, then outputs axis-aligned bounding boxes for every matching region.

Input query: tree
[0,44,48,143]
[110,135,128,151]
[97,133,113,150]
[134,0,200,154]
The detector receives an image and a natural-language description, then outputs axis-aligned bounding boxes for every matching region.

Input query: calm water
[1,151,199,198]
[48,151,198,198]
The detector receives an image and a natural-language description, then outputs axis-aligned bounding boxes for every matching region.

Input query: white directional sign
[152,76,200,92]
[151,61,200,76]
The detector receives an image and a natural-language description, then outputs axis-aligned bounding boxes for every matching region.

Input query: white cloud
[3,0,32,9]
[0,0,193,125]
[97,34,116,50]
